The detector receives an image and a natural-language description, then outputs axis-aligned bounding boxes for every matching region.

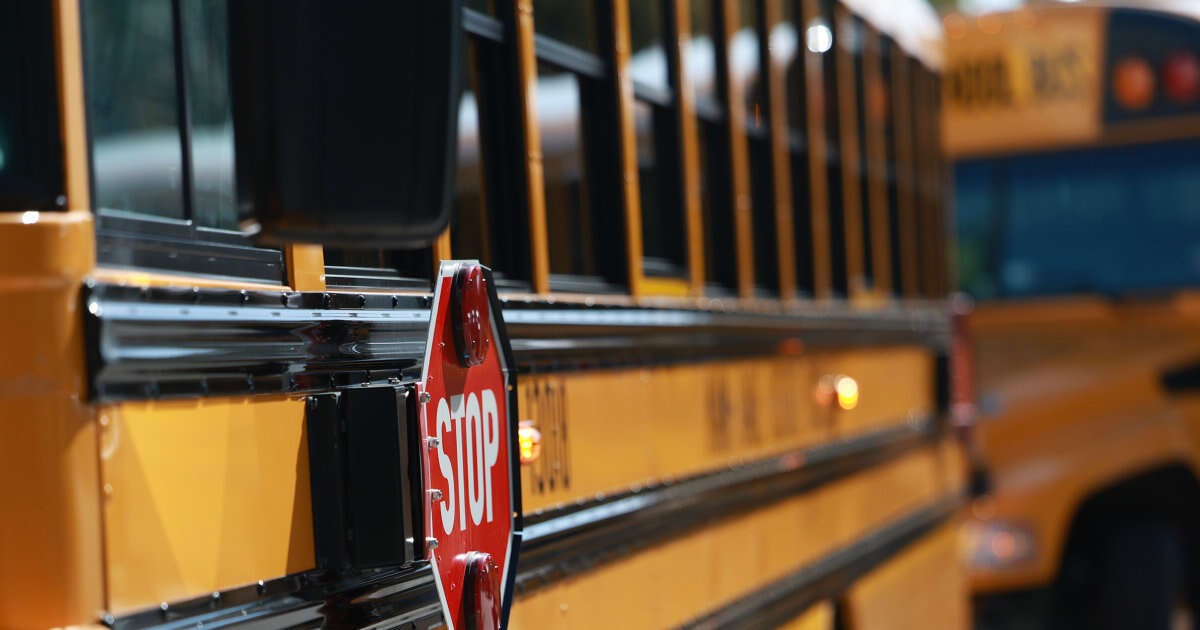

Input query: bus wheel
[1076,519,1185,630]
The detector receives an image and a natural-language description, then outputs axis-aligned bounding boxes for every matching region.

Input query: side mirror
[228,1,462,248]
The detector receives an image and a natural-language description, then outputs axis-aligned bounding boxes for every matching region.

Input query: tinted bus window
[0,1,64,212]
[181,0,236,229]
[956,139,1200,298]
[84,0,186,219]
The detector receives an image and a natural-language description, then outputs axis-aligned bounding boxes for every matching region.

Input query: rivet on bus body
[419,392,432,404]
[429,489,443,502]
[426,537,439,550]
[427,437,440,450]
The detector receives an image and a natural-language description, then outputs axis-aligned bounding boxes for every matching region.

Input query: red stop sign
[418,261,521,630]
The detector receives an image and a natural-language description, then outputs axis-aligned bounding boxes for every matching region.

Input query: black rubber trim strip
[104,418,945,629]
[515,417,937,594]
[83,282,949,403]
[104,563,443,630]
[675,495,963,630]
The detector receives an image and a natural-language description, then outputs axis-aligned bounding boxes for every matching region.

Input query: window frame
[81,0,283,283]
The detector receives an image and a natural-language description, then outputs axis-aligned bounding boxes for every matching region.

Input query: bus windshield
[956,138,1200,299]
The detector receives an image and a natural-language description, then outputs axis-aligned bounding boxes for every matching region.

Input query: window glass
[818,0,847,295]
[533,0,594,52]
[538,63,597,284]
[464,0,491,14]
[0,2,64,211]
[849,18,873,290]
[84,0,185,219]
[740,0,764,128]
[699,118,737,292]
[182,0,237,230]
[635,100,687,277]
[955,140,1200,299]
[452,41,490,268]
[629,0,668,90]
[690,0,717,102]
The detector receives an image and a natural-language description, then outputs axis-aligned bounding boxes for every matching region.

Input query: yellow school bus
[0,1,965,628]
[944,4,1200,628]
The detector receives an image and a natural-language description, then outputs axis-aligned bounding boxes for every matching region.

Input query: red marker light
[451,264,492,367]
[464,551,502,630]
[1112,56,1155,110]
[1164,52,1200,104]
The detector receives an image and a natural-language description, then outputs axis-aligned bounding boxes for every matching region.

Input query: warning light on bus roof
[835,375,859,411]
[1163,52,1200,104]
[1112,56,1155,111]
[518,421,542,465]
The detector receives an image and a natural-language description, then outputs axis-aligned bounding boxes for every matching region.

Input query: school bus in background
[944,4,1200,629]
[0,0,965,628]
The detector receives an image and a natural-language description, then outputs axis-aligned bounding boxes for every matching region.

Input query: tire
[1062,519,1184,630]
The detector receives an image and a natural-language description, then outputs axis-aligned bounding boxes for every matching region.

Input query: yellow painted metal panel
[100,397,314,613]
[510,443,951,629]
[519,349,933,514]
[844,522,970,630]
[0,210,103,628]
[778,602,834,630]
[941,7,1105,157]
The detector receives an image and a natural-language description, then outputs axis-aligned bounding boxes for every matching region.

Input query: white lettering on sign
[436,397,455,535]
[435,388,502,535]
[482,389,499,522]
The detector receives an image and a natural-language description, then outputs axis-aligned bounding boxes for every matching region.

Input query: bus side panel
[843,522,970,630]
[508,442,952,629]
[778,601,834,630]
[99,397,314,613]
[0,212,104,628]
[519,348,933,514]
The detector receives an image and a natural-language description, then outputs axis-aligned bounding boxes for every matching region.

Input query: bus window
[0,1,64,212]
[958,140,1200,299]
[82,0,282,282]
[533,0,595,54]
[690,0,716,103]
[181,0,235,230]
[85,0,185,221]
[452,38,489,273]
[745,0,781,297]
[878,35,898,296]
[537,63,608,290]
[781,0,814,297]
[463,0,491,15]
[629,0,688,283]
[847,16,872,291]
[888,53,918,298]
[819,0,847,296]
[692,4,737,296]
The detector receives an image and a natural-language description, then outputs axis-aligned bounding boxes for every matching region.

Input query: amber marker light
[1112,56,1155,110]
[835,375,859,411]
[518,420,542,465]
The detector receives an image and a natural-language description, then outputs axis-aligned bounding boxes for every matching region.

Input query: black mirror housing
[228,1,462,248]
